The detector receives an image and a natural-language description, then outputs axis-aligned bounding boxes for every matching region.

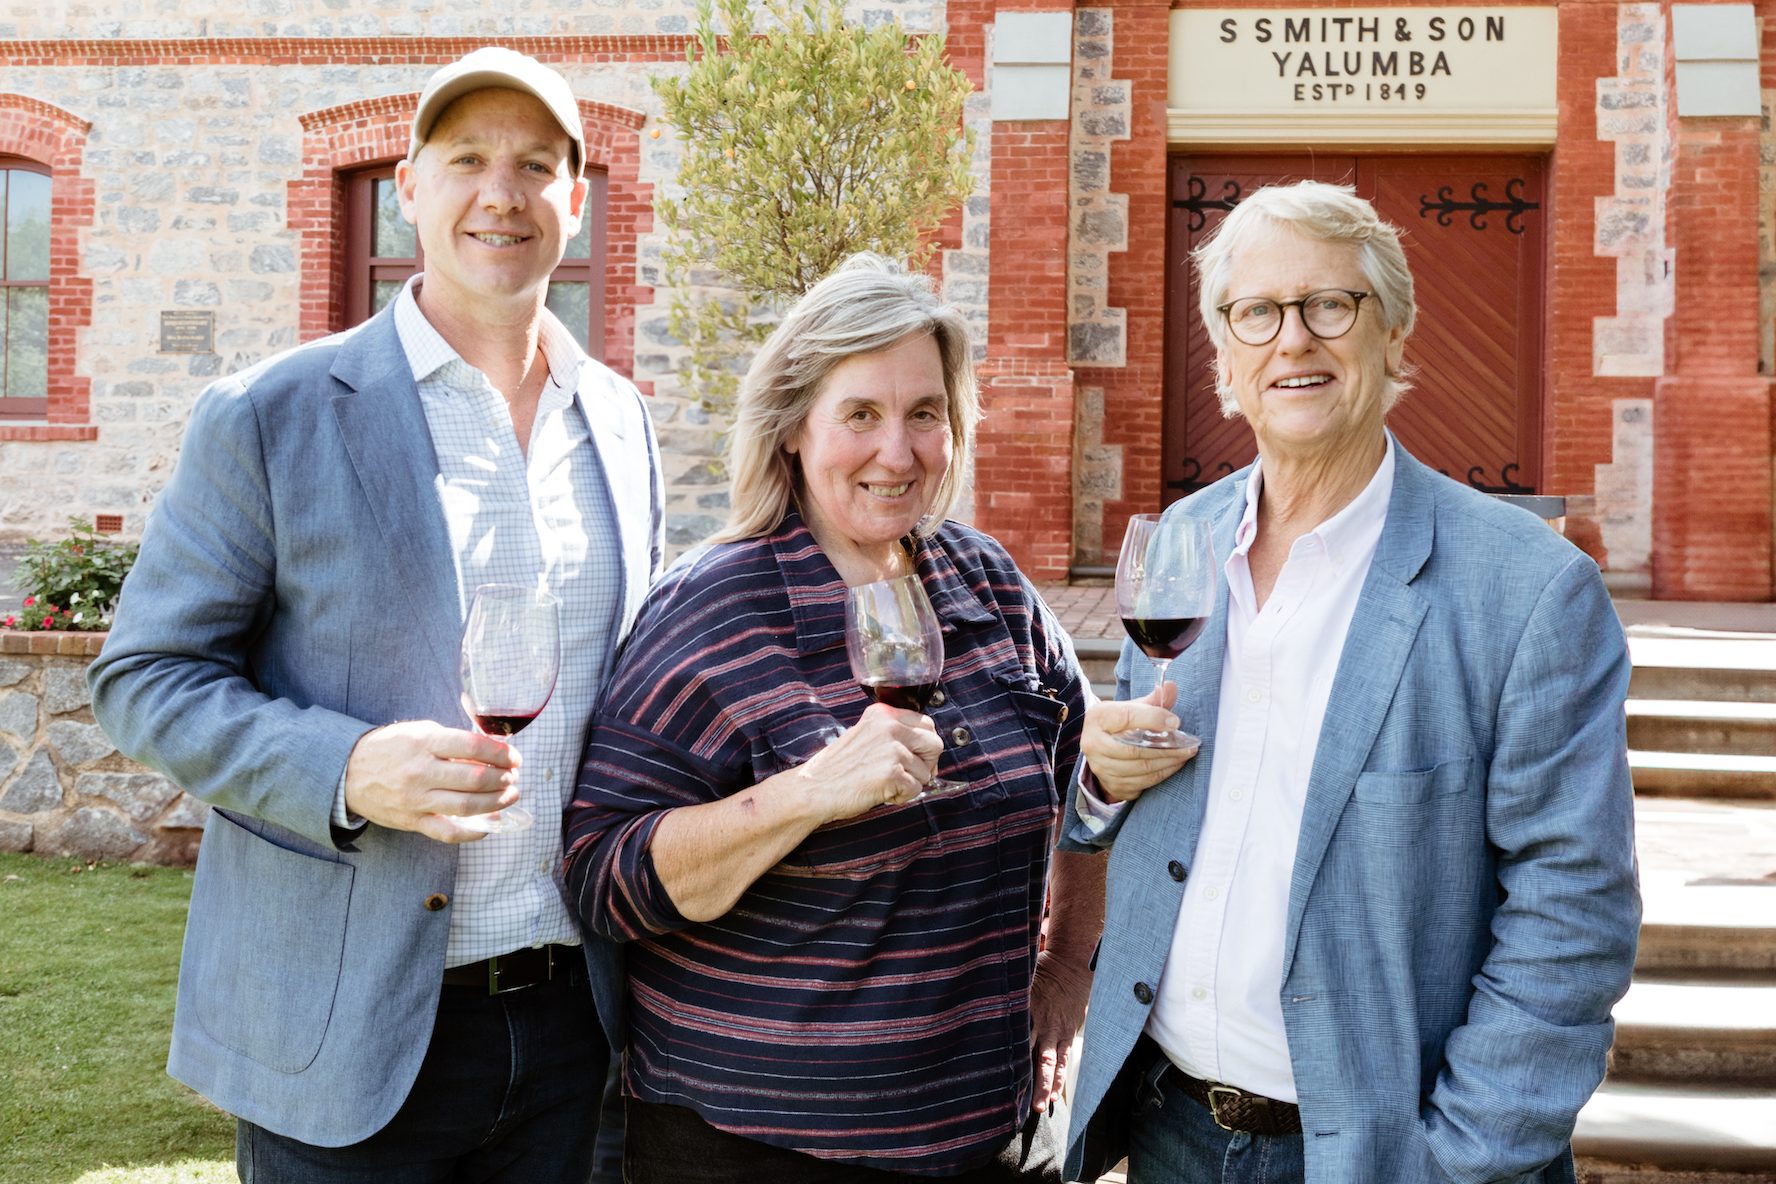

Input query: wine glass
[844,574,967,797]
[458,582,560,833]
[1115,514,1215,749]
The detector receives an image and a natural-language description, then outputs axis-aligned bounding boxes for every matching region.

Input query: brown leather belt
[442,945,573,995]
[1170,1069,1302,1136]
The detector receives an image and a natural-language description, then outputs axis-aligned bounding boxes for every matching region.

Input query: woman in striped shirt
[563,254,1104,1181]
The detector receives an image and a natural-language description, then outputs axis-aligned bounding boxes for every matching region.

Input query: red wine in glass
[471,710,542,738]
[1120,616,1207,662]
[1115,514,1215,749]
[459,583,560,833]
[845,575,967,798]
[864,682,939,712]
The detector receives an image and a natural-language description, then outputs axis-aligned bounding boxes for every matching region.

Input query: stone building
[0,0,1772,600]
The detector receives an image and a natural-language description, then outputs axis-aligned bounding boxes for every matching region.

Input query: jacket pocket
[187,809,355,1073]
[1353,756,1479,806]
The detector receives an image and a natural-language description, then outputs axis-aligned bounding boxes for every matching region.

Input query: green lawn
[0,853,233,1184]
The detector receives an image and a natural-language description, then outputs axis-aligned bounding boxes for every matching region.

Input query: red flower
[22,596,34,607]
[45,604,58,613]
[41,616,54,629]
[2,616,12,628]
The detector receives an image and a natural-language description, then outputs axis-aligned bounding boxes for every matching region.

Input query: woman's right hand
[796,703,944,821]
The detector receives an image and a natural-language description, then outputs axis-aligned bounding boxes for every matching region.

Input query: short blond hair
[1193,181,1416,415]
[713,253,980,544]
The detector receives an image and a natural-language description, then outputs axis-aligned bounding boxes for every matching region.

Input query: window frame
[0,156,52,421]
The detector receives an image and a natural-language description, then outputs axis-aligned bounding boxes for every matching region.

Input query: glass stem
[1148,658,1173,735]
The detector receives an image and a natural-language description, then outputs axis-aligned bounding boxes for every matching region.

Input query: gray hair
[1192,181,1416,415]
[713,253,980,544]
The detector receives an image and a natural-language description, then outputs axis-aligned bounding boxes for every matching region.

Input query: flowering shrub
[6,517,138,632]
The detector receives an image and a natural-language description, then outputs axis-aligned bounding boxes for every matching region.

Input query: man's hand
[343,720,521,843]
[1029,946,1093,1114]
[1080,683,1197,802]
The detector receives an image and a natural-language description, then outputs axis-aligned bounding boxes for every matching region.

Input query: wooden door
[1163,155,1546,498]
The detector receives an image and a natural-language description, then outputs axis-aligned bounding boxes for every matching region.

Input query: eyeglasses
[1215,289,1376,346]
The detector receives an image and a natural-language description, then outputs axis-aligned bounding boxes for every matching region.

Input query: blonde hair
[713,253,980,544]
[1192,181,1416,415]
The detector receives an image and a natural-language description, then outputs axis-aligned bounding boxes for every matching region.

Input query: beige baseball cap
[409,47,585,177]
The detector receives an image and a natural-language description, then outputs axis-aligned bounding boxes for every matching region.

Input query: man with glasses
[1059,181,1638,1183]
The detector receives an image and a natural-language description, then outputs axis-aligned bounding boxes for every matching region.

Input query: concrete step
[1627,634,1776,705]
[1631,752,1776,801]
[1577,1162,1776,1184]
[1629,702,1776,759]
[1632,800,1776,974]
[1574,1082,1776,1175]
[1608,977,1776,1087]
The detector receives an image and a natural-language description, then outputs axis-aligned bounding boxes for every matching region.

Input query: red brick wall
[1653,99,1771,599]
[0,94,97,442]
[291,95,653,378]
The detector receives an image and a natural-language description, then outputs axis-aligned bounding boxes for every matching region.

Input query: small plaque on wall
[159,310,215,354]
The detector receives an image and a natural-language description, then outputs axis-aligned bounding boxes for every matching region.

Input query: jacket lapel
[1281,445,1434,975]
[329,311,464,694]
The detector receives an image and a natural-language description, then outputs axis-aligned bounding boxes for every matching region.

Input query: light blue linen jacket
[89,306,664,1146]
[1062,444,1638,1184]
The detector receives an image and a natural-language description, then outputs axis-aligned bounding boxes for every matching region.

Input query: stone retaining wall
[0,633,205,865]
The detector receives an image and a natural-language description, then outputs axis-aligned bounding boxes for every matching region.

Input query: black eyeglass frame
[1215,289,1377,346]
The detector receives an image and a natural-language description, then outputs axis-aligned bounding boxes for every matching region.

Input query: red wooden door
[1163,155,1546,499]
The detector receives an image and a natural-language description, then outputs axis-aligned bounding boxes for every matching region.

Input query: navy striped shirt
[563,510,1087,1176]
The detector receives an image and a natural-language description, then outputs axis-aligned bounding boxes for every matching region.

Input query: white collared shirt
[395,276,623,967]
[1083,436,1395,1100]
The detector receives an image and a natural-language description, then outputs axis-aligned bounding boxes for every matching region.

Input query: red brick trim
[0,37,696,67]
[289,96,654,378]
[0,95,94,429]
[0,425,99,441]
[0,630,108,656]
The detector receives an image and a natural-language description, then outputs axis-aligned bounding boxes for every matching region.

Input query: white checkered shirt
[395,276,624,966]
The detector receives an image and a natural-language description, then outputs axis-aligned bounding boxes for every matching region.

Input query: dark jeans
[622,1097,1061,1183]
[1125,1044,1305,1184]
[237,968,621,1183]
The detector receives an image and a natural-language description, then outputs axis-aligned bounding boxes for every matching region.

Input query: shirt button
[1192,986,1208,1001]
[423,893,450,912]
[1205,887,1220,901]
[1230,789,1245,802]
[1167,860,1185,882]
[928,689,947,707]
[1246,689,1262,703]
[1058,704,1070,723]
[1133,982,1155,1005]
[544,769,555,782]
[950,726,972,746]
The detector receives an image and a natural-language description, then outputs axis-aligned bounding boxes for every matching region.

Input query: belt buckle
[1206,1084,1244,1133]
[485,946,553,995]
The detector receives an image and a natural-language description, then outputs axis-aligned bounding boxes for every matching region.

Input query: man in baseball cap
[94,46,656,1184]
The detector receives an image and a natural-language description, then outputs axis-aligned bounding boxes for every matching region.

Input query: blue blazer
[90,306,664,1146]
[1062,445,1638,1184]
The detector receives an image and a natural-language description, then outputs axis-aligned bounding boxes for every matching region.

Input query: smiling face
[786,334,953,578]
[396,87,587,324]
[1217,226,1405,463]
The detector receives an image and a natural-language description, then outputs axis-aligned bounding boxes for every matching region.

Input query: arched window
[341,162,609,359]
[0,158,51,419]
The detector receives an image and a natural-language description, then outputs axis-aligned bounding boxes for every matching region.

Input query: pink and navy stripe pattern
[563,511,1086,1176]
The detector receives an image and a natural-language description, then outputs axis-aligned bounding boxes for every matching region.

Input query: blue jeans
[237,969,620,1183]
[1126,1063,1305,1184]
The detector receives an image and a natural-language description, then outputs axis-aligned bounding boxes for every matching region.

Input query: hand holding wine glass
[458,582,560,833]
[844,574,967,798]
[1115,513,1215,749]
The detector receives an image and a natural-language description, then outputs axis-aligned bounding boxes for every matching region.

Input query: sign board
[1169,8,1558,144]
[158,310,215,354]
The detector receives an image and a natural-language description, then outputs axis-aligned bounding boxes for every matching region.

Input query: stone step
[1632,800,1776,975]
[1631,752,1776,801]
[1627,635,1776,706]
[1574,1082,1776,1175]
[1608,977,1776,1087]
[1577,1161,1776,1184]
[1629,702,1776,759]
